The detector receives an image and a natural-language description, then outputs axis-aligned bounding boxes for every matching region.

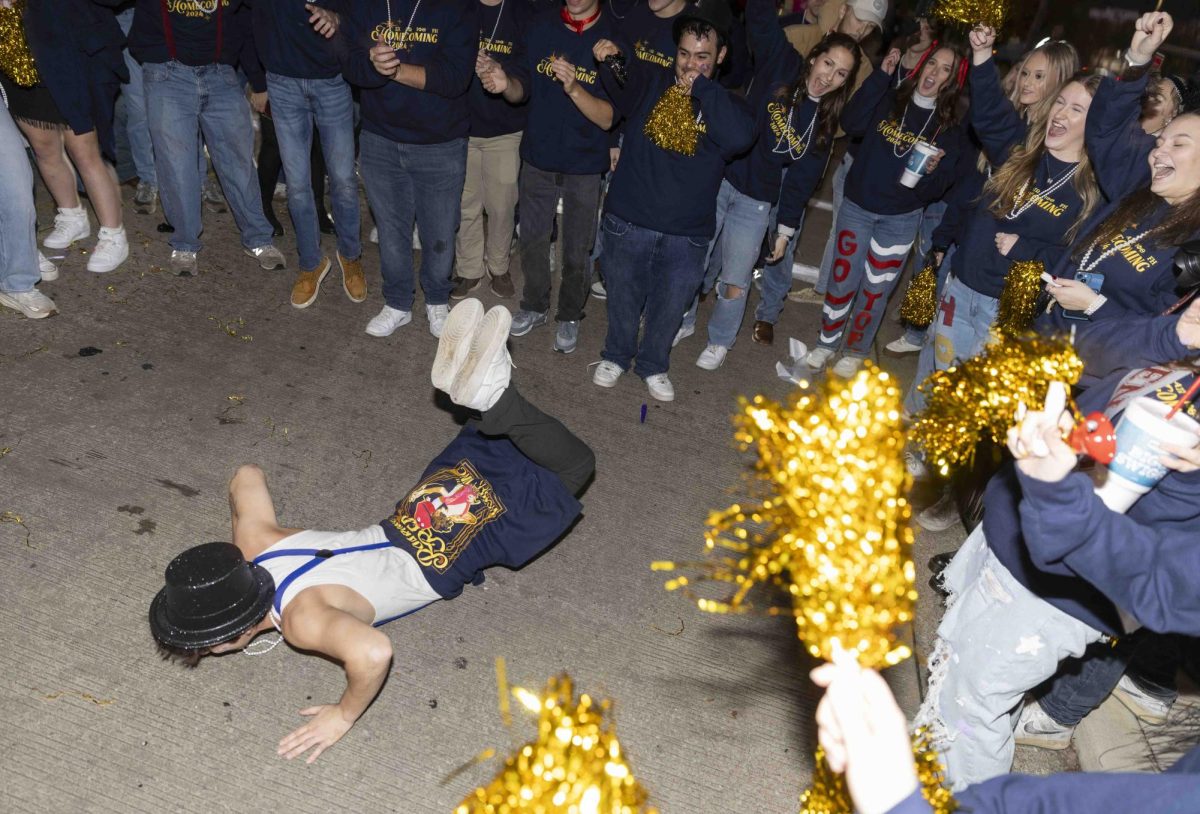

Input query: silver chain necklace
[384,0,422,49]
[482,0,507,49]
[771,91,819,160]
[1078,228,1154,273]
[892,103,936,159]
[1006,157,1081,221]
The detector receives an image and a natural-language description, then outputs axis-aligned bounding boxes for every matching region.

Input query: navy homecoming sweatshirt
[129,0,265,90]
[506,6,617,175]
[335,0,477,145]
[601,56,755,238]
[840,67,962,215]
[251,0,342,79]
[470,0,530,138]
[613,0,676,78]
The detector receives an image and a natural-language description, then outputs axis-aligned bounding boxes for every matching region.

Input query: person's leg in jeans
[839,208,922,360]
[256,113,284,234]
[1035,638,1136,727]
[480,131,521,283]
[0,104,41,295]
[755,207,804,327]
[457,136,488,282]
[118,8,156,190]
[410,138,468,309]
[472,383,595,496]
[311,78,359,261]
[598,214,653,372]
[145,62,204,253]
[517,163,558,318]
[680,178,735,335]
[635,232,708,379]
[361,131,417,311]
[813,151,852,296]
[704,188,771,351]
[268,73,323,270]
[557,172,601,323]
[814,199,876,354]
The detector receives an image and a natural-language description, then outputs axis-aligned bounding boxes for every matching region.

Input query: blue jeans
[266,73,361,271]
[115,8,155,186]
[814,151,852,296]
[818,198,922,357]
[144,61,274,253]
[903,273,999,416]
[755,201,804,325]
[600,213,708,378]
[0,105,39,293]
[360,131,467,311]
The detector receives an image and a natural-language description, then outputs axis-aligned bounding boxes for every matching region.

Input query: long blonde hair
[984,74,1102,243]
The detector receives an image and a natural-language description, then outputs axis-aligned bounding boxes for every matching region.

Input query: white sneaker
[365,305,412,337]
[590,279,607,300]
[413,226,422,252]
[592,360,623,388]
[916,489,960,532]
[1013,700,1074,750]
[451,305,513,411]
[87,226,129,273]
[432,299,485,391]
[672,323,695,348]
[646,373,674,402]
[885,336,924,355]
[43,206,90,249]
[169,250,198,277]
[803,347,835,369]
[369,226,379,244]
[832,356,864,377]
[39,252,58,282]
[0,288,58,319]
[696,344,728,370]
[244,245,286,270]
[1113,674,1172,724]
[426,303,451,338]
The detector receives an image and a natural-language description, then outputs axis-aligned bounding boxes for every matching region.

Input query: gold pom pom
[457,674,656,814]
[800,731,957,814]
[655,364,917,669]
[0,1,39,88]
[930,0,1009,29]
[899,264,939,329]
[911,331,1084,476]
[643,83,699,156]
[996,260,1044,335]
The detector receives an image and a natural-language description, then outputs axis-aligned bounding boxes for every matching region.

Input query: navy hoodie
[251,0,342,79]
[601,57,755,237]
[469,0,531,138]
[335,0,477,144]
[841,67,962,215]
[129,0,265,90]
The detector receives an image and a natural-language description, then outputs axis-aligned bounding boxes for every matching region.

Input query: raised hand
[1129,11,1173,65]
[881,47,901,75]
[969,25,996,65]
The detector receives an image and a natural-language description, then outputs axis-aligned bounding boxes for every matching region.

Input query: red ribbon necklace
[561,5,600,34]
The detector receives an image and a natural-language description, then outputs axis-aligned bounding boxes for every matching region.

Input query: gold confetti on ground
[1,510,33,547]
[644,83,699,156]
[911,332,1083,476]
[209,315,253,341]
[457,673,656,814]
[996,260,1044,334]
[655,363,916,669]
[0,447,11,459]
[41,691,115,707]
[899,264,938,329]
[800,731,956,814]
[0,1,39,87]
[930,0,1008,29]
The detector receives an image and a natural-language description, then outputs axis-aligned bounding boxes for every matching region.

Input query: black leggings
[471,384,595,496]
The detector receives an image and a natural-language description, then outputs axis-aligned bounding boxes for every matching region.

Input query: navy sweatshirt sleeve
[1086,72,1155,202]
[236,9,266,93]
[693,74,757,158]
[1017,467,1200,635]
[1073,313,1191,383]
[776,149,829,230]
[250,0,342,80]
[840,67,892,138]
[744,0,800,82]
[968,57,1027,166]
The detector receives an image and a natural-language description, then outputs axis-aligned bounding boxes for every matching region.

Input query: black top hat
[673,0,734,46]
[149,542,276,649]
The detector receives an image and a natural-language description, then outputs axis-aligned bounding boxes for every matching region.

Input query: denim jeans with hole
[360,131,466,311]
[266,73,361,271]
[600,213,708,378]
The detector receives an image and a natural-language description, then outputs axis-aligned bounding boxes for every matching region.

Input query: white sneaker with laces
[1113,674,1172,724]
[672,323,694,348]
[432,299,485,391]
[244,245,286,270]
[645,373,674,402]
[451,306,513,411]
[696,344,728,370]
[39,252,58,282]
[426,303,451,338]
[87,226,129,273]
[365,305,412,337]
[832,356,864,377]
[591,360,623,388]
[803,347,835,370]
[1014,700,1074,750]
[43,206,90,249]
[590,279,607,300]
[886,336,924,355]
[0,288,58,319]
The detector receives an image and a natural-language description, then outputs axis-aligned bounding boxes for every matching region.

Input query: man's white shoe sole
[432,300,485,391]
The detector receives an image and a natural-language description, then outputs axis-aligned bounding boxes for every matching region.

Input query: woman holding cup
[803,40,967,377]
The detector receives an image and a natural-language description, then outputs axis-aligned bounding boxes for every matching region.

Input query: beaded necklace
[1006,155,1080,221]
[1078,228,1155,273]
[892,103,937,159]
[384,0,422,50]
[771,91,819,160]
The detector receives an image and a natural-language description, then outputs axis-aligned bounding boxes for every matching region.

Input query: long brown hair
[774,33,862,151]
[1075,185,1200,260]
[984,74,1102,242]
[889,42,969,134]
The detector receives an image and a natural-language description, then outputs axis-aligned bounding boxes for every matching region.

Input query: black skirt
[0,73,66,129]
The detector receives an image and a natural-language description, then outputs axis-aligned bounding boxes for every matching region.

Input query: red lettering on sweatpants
[837,229,858,257]
[847,330,864,346]
[861,289,884,312]
[939,294,956,327]
[833,258,852,283]
[853,310,873,331]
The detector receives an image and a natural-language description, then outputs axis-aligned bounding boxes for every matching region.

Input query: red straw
[1166,376,1200,419]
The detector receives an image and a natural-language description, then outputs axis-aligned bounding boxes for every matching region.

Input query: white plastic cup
[900,141,939,188]
[1092,397,1200,512]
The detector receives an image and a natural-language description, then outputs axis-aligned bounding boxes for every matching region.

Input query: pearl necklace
[384,0,422,50]
[1006,157,1080,221]
[892,103,936,159]
[772,91,819,160]
[1077,228,1154,273]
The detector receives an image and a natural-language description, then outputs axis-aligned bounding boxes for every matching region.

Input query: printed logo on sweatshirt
[1010,186,1070,218]
[1152,377,1200,422]
[371,23,441,50]
[634,39,674,70]
[536,56,598,86]
[1093,223,1160,274]
[389,459,506,574]
[166,0,230,20]
[480,36,514,56]
[876,118,930,150]
[767,102,807,155]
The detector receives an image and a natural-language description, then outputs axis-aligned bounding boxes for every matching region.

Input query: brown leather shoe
[338,252,366,303]
[489,271,515,299]
[752,320,774,346]
[291,257,332,309]
[451,275,483,299]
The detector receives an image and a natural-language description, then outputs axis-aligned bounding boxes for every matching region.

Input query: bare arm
[276,598,394,763]
[229,465,297,559]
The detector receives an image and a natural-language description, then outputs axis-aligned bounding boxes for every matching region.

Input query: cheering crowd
[4,1,1200,811]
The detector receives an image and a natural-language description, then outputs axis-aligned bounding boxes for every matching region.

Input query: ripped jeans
[914,526,1103,791]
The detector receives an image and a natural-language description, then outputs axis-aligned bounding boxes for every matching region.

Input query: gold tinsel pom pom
[0,1,39,88]
[643,83,699,156]
[911,331,1083,476]
[996,260,1044,335]
[655,364,917,669]
[930,0,1009,29]
[800,730,957,814]
[457,674,656,814]
[899,264,939,329]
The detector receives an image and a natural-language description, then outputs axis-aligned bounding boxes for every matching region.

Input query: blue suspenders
[254,542,395,615]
